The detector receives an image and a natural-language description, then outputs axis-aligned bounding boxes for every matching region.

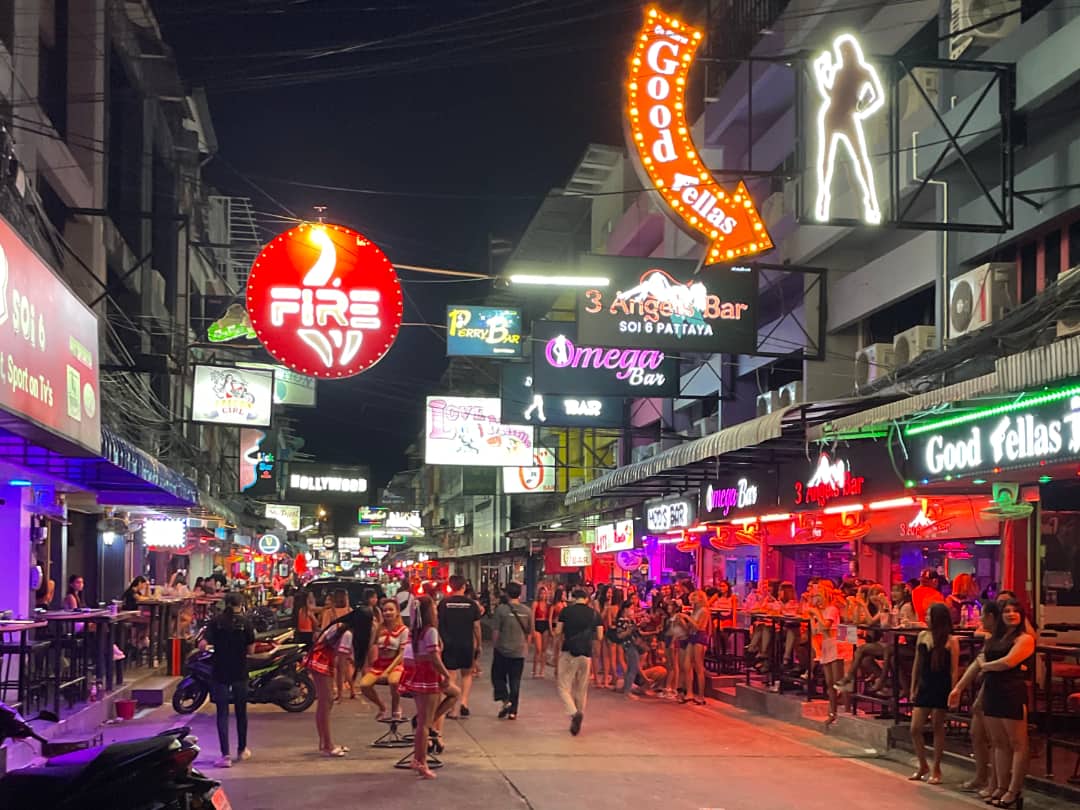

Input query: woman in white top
[359,599,409,720]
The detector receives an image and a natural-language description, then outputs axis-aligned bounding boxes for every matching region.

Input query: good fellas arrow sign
[626,7,772,263]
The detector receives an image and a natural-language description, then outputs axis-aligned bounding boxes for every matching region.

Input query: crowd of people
[177,565,1037,802]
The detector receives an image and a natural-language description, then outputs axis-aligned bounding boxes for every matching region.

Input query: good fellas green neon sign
[905,385,1080,479]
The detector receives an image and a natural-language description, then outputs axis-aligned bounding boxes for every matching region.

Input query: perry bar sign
[531,320,679,397]
[905,385,1080,479]
[0,216,101,453]
[446,306,523,357]
[576,255,758,354]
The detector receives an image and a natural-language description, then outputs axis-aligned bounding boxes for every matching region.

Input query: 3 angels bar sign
[576,255,757,353]
[625,7,772,262]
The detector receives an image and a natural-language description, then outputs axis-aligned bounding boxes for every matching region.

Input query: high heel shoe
[993,793,1022,809]
[427,729,445,755]
[984,791,1004,805]
[410,758,437,780]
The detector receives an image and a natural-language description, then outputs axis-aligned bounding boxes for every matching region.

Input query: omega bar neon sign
[626,8,772,262]
[705,478,758,517]
[794,453,864,507]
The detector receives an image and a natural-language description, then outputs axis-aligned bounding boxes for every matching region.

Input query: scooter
[172,629,315,715]
[0,701,226,809]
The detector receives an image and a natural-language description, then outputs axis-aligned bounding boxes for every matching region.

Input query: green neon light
[972,478,986,484]
[905,384,1080,437]
[1039,475,1052,483]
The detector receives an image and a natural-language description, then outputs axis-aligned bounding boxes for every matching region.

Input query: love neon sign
[245,223,403,379]
[626,7,772,263]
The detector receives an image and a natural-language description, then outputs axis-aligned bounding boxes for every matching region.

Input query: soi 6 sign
[905,386,1080,479]
[576,255,757,354]
[626,7,772,263]
[0,215,100,452]
[245,223,403,379]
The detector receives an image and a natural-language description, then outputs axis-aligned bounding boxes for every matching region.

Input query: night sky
[158,0,643,486]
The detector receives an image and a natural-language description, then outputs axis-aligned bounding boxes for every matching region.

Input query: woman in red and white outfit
[359,599,409,720]
[400,595,459,779]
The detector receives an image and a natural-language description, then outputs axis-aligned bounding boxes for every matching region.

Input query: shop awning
[564,399,883,505]
[810,332,1080,441]
[0,425,198,506]
[808,373,1000,441]
[564,407,794,505]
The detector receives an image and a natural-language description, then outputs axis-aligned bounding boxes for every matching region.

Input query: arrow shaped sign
[626,7,773,262]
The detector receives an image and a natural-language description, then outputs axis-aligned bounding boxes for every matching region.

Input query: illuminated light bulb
[632,57,641,65]
[710,230,719,237]
[648,7,658,16]
[675,102,683,110]
[754,223,762,231]
[629,107,638,116]
[726,250,734,258]
[689,216,698,225]
[699,171,709,180]
[693,32,702,39]
[687,150,695,159]
[676,77,685,86]
[678,127,687,134]
[734,195,742,203]
[629,82,637,90]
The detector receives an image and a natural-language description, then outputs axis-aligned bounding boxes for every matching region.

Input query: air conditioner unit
[775,381,803,409]
[949,0,1019,60]
[756,391,779,417]
[948,262,1016,340]
[631,442,661,463]
[893,325,937,366]
[855,344,895,389]
[901,67,941,122]
[693,415,719,437]
[1056,264,1080,338]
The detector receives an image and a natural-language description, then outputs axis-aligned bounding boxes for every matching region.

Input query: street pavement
[141,666,1074,810]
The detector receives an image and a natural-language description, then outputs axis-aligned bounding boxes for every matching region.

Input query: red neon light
[625,8,772,262]
[245,223,403,379]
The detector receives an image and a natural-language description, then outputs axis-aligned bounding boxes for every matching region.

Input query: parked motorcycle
[0,702,227,809]
[173,630,315,715]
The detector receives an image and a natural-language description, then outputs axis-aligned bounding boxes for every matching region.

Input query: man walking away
[492,581,532,719]
[438,574,482,718]
[555,587,603,736]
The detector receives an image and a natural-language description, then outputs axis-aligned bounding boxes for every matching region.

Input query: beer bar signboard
[575,255,758,354]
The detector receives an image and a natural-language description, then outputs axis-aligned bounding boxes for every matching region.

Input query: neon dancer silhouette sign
[625,7,772,262]
[812,34,886,225]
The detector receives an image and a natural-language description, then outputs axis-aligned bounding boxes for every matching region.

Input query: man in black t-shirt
[437,574,482,718]
[554,587,603,736]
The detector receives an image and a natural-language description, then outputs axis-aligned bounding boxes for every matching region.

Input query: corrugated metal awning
[808,373,1000,441]
[564,406,795,505]
[996,333,1080,391]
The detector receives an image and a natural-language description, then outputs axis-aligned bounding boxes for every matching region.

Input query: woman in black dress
[908,603,959,784]
[979,598,1035,808]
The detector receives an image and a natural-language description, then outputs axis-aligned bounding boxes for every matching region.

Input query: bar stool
[0,634,52,712]
[372,716,413,748]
